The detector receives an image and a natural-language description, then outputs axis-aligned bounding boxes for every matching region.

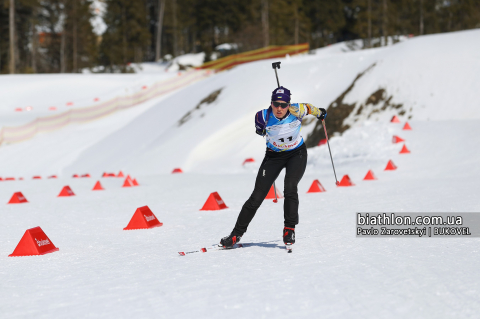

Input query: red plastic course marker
[243,158,255,165]
[363,170,377,180]
[92,181,104,191]
[6,177,15,181]
[9,226,59,257]
[265,185,284,199]
[8,192,28,204]
[317,139,327,146]
[15,107,23,112]
[403,122,412,130]
[48,175,57,179]
[142,85,147,90]
[32,176,41,179]
[81,174,91,178]
[72,174,79,178]
[66,102,73,106]
[392,135,405,143]
[132,178,139,186]
[107,173,116,177]
[200,192,228,210]
[94,98,99,102]
[391,115,400,123]
[117,171,124,178]
[123,206,163,230]
[172,168,183,174]
[0,177,3,181]
[58,186,75,197]
[49,107,57,111]
[400,144,410,154]
[122,178,133,187]
[307,180,326,193]
[337,175,355,187]
[385,160,397,171]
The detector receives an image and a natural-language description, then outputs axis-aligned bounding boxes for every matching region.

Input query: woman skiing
[220,86,327,249]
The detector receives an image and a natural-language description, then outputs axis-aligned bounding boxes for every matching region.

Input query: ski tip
[201,248,207,253]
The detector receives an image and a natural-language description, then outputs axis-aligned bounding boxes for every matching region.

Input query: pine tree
[99,0,150,72]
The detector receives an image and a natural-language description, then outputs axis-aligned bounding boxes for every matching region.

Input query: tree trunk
[155,0,165,61]
[9,0,15,74]
[173,0,178,57]
[261,0,269,47]
[61,16,66,73]
[122,6,127,67]
[30,20,37,73]
[367,0,371,48]
[73,0,78,72]
[383,0,388,46]
[420,0,424,35]
[294,3,299,45]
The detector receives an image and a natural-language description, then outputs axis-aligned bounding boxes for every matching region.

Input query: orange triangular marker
[265,185,284,199]
[123,206,163,230]
[72,174,79,178]
[403,122,412,130]
[117,171,124,177]
[132,178,139,186]
[391,115,400,123]
[400,144,410,154]
[102,172,108,177]
[385,160,397,170]
[58,186,75,197]
[200,192,228,210]
[9,226,59,257]
[8,192,28,204]
[172,168,183,173]
[337,175,355,186]
[32,176,41,179]
[122,178,133,187]
[392,135,405,143]
[363,170,377,180]
[307,180,326,193]
[92,181,104,190]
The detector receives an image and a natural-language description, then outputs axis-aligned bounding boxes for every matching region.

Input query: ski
[286,244,293,253]
[178,243,246,256]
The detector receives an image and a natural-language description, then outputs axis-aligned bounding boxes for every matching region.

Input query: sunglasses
[272,101,290,109]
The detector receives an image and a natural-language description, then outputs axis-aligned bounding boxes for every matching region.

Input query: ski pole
[322,119,339,185]
[273,182,278,203]
[272,62,281,87]
[270,61,282,203]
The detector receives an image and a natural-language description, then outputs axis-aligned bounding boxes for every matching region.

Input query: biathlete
[220,86,327,248]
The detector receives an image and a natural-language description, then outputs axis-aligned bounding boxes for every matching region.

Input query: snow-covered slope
[1,119,480,318]
[0,71,177,127]
[1,29,480,318]
[1,29,479,177]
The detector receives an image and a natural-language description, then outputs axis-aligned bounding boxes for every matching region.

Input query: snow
[1,29,480,317]
[0,72,177,127]
[166,52,208,72]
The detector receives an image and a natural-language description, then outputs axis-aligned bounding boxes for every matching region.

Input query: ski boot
[220,232,242,248]
[283,227,295,253]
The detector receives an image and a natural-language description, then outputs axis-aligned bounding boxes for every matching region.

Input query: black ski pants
[233,144,307,235]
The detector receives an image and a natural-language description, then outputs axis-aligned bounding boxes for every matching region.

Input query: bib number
[279,136,293,143]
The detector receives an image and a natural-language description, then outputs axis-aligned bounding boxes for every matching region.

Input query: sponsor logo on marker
[35,238,50,247]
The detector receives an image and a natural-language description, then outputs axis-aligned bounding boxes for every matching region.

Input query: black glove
[318,108,327,120]
[256,129,266,136]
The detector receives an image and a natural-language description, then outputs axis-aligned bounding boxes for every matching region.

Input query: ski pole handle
[272,62,281,88]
